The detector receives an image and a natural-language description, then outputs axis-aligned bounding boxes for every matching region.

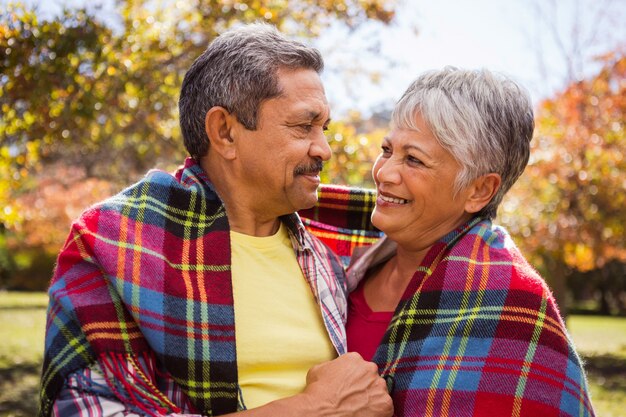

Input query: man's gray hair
[392,67,534,219]
[179,23,324,159]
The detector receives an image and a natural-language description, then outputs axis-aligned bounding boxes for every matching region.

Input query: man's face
[231,68,331,218]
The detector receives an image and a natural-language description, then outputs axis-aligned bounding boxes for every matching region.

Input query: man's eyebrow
[292,110,331,123]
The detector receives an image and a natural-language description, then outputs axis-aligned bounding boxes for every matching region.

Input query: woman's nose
[374,156,401,184]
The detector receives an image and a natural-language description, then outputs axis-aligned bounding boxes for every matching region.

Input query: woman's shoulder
[455,219,529,261]
[430,220,566,336]
[442,219,549,295]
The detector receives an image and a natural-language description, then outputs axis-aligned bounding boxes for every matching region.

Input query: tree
[322,110,389,188]
[514,0,625,314]
[525,0,626,100]
[0,0,396,184]
[500,52,626,314]
[0,0,397,289]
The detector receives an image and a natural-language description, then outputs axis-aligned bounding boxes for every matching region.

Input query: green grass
[0,291,47,368]
[568,315,626,355]
[568,315,626,417]
[0,291,48,308]
[0,292,47,417]
[0,292,624,416]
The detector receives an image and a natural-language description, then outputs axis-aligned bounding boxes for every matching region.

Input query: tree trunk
[597,267,613,315]
[544,256,569,321]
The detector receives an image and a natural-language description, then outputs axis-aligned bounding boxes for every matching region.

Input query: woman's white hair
[392,67,534,219]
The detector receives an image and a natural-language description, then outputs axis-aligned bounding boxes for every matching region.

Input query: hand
[301,352,394,417]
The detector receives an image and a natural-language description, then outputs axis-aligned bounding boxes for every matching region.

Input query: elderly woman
[302,68,594,417]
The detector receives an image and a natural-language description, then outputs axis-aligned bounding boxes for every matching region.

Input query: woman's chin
[371,210,395,234]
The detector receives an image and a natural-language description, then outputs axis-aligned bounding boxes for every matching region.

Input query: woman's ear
[205,106,237,160]
[464,173,501,213]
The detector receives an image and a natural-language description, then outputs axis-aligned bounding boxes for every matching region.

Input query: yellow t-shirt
[230,223,337,409]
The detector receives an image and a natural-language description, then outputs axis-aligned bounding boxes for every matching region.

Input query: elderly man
[39,24,392,417]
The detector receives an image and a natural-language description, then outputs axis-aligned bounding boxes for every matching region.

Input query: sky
[317,0,626,115]
[8,0,626,116]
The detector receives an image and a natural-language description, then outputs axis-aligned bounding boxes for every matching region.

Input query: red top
[346,280,394,361]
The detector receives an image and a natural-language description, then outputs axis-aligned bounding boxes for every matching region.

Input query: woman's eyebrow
[403,143,434,160]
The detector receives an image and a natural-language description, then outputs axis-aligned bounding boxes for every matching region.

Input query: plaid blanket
[299,184,383,267]
[307,185,595,417]
[39,159,347,417]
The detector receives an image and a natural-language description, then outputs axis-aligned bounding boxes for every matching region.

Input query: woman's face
[371,114,475,250]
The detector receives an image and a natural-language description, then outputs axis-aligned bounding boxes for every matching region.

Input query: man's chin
[291,191,319,212]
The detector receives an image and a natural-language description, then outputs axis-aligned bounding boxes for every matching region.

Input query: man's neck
[228,213,282,237]
[201,156,282,237]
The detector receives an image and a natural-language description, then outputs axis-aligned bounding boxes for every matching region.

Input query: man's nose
[310,128,332,161]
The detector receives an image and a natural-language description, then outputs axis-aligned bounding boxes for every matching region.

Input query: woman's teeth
[380,195,408,204]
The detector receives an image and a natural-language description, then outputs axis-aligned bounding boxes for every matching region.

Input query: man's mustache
[294,159,324,176]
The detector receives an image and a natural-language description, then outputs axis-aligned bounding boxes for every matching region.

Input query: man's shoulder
[88,169,179,212]
[102,166,219,206]
[73,166,223,230]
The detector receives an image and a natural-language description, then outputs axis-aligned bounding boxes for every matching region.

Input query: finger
[374,376,387,391]
[342,351,363,362]
[364,360,379,375]
[306,363,322,384]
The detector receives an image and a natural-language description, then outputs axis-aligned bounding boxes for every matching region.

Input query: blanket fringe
[98,351,182,417]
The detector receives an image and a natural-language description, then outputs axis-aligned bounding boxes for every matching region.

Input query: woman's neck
[394,245,428,278]
[363,245,429,312]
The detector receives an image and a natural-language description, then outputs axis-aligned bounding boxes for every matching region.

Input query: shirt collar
[346,236,397,292]
[280,213,310,251]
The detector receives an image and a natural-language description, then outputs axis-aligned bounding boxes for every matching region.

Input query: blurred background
[0,0,625,416]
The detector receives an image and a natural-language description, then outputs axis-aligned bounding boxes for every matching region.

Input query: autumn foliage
[0,0,396,289]
[1,2,624,314]
[500,53,626,313]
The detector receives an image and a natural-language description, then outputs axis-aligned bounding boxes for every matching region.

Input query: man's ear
[464,173,501,214]
[205,106,237,160]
